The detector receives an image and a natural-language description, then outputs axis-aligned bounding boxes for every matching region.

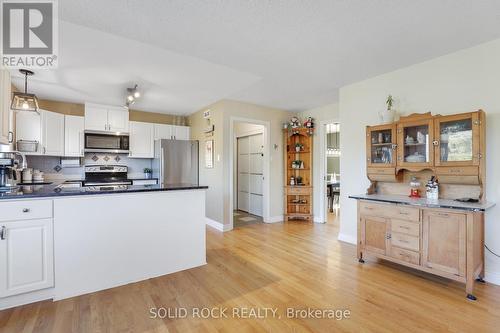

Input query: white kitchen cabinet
[15,111,42,154]
[41,110,65,156]
[172,125,190,140]
[84,103,129,133]
[154,123,173,140]
[64,115,84,157]
[129,121,154,158]
[0,69,13,145]
[0,218,54,298]
[108,108,129,133]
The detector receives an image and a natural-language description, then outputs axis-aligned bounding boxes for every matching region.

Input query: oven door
[84,133,129,153]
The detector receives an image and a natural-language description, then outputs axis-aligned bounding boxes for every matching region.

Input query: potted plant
[295,143,303,152]
[379,94,396,124]
[143,168,152,179]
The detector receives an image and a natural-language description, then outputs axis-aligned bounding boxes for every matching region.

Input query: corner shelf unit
[284,128,313,221]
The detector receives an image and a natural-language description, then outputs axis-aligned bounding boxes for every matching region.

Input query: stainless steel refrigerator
[152,139,199,186]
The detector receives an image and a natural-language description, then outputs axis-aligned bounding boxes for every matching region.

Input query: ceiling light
[126,84,140,106]
[11,69,39,113]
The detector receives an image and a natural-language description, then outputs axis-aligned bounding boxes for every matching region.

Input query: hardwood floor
[1,216,500,332]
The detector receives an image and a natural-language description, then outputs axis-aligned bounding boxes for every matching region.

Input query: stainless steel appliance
[84,132,129,153]
[152,140,199,186]
[84,165,132,187]
[0,151,26,191]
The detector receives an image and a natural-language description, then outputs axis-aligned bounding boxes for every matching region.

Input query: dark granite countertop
[349,193,495,212]
[0,183,208,200]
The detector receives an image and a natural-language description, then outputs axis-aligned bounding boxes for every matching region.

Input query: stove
[84,165,132,187]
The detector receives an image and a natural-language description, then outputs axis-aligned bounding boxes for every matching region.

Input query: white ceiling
[11,1,500,114]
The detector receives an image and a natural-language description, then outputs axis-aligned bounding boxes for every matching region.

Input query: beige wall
[35,98,187,125]
[189,99,290,226]
[339,38,500,284]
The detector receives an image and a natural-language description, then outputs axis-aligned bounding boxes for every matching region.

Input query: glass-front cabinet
[397,118,434,168]
[366,124,397,167]
[434,112,481,166]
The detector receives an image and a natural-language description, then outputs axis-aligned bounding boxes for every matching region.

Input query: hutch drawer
[390,247,420,265]
[391,219,420,237]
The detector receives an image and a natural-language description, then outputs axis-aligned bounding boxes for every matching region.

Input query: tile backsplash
[26,154,152,181]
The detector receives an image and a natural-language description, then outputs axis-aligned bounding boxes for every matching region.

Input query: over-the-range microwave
[84,132,129,153]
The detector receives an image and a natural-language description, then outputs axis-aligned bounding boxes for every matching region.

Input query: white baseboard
[485,270,500,286]
[264,215,283,223]
[206,218,232,232]
[314,216,326,223]
[338,233,356,245]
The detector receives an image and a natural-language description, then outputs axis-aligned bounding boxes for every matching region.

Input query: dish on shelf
[405,152,426,163]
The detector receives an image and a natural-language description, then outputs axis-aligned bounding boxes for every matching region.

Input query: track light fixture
[126,84,141,106]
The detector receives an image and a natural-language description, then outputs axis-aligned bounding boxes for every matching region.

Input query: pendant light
[11,69,40,113]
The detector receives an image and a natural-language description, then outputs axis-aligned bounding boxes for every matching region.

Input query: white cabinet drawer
[0,200,53,222]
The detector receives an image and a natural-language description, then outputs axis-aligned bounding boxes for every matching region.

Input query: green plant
[143,168,152,174]
[295,143,303,147]
[386,95,394,110]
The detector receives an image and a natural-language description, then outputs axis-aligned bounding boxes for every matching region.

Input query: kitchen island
[0,184,208,309]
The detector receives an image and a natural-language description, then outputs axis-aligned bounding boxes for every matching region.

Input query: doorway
[325,123,340,224]
[233,122,265,228]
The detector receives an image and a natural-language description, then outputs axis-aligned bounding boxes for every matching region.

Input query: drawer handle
[365,207,374,210]
[437,213,449,217]
[399,226,410,230]
[0,226,5,240]
[22,208,30,213]
[399,211,409,215]
[398,239,409,243]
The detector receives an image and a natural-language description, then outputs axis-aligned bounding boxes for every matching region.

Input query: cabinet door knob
[0,226,5,240]
[22,208,30,213]
[8,131,14,143]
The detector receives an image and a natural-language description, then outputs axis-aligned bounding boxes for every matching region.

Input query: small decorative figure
[304,117,315,135]
[290,116,300,129]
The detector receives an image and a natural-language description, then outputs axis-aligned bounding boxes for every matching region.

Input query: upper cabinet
[366,124,397,168]
[365,110,485,186]
[85,103,129,133]
[16,111,42,154]
[396,114,435,169]
[434,112,482,167]
[129,121,154,158]
[0,69,13,145]
[41,110,65,156]
[64,115,84,157]
[154,123,173,140]
[154,124,190,140]
[172,125,190,140]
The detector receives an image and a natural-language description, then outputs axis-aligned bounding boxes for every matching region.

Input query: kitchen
[0,68,207,310]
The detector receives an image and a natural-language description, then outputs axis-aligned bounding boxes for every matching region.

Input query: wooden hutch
[354,110,493,300]
[283,128,313,221]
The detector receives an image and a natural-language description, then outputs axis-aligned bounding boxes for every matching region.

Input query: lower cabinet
[357,200,483,299]
[0,218,54,298]
[360,216,389,255]
[422,210,466,276]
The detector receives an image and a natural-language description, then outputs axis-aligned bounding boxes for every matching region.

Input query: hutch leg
[477,213,486,283]
[357,202,364,263]
[465,213,477,300]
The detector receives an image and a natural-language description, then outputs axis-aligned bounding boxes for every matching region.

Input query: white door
[154,124,173,140]
[0,219,54,297]
[84,104,108,132]
[248,134,264,216]
[172,125,190,140]
[42,110,65,156]
[107,108,129,133]
[237,133,263,216]
[0,69,12,145]
[129,121,154,158]
[64,115,84,157]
